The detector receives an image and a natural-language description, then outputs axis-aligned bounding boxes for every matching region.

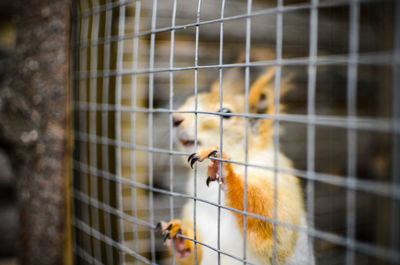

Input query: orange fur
[195,148,303,264]
[248,67,276,147]
[162,219,202,265]
[225,169,301,263]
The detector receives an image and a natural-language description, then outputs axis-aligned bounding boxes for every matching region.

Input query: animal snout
[173,115,184,127]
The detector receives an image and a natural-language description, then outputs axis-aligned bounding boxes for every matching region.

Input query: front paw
[188,147,230,188]
[157,219,191,259]
[187,148,218,169]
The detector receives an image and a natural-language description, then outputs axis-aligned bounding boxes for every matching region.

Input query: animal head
[173,67,289,153]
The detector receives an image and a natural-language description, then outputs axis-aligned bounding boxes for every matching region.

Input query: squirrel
[157,66,314,265]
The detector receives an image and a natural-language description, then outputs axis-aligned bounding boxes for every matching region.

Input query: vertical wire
[243,0,252,263]
[218,1,226,264]
[193,1,203,264]
[390,1,400,264]
[307,0,318,263]
[72,0,80,263]
[346,1,359,265]
[273,0,283,264]
[101,1,114,263]
[78,0,93,261]
[115,3,126,264]
[169,0,178,264]
[148,0,158,262]
[130,1,141,264]
[89,0,102,260]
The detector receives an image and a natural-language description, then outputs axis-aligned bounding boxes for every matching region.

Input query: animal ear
[210,67,245,94]
[248,67,276,114]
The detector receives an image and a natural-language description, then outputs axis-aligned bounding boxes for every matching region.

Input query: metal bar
[272,0,283,263]
[217,1,226,264]
[72,160,400,264]
[73,218,154,265]
[177,234,259,265]
[78,0,137,18]
[77,0,93,258]
[168,0,178,263]
[307,0,319,263]
[242,0,252,262]
[345,1,359,264]
[391,1,400,264]
[74,51,399,80]
[148,0,158,262]
[76,246,106,265]
[130,1,141,264]
[101,1,114,264]
[71,0,79,262]
[74,131,400,200]
[115,3,126,264]
[89,0,102,260]
[74,189,155,229]
[74,102,400,133]
[193,1,203,264]
[75,0,380,49]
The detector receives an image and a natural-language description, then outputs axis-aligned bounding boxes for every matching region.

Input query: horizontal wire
[75,0,379,49]
[74,189,155,229]
[73,101,400,133]
[72,160,400,263]
[77,0,137,18]
[75,246,106,265]
[73,217,154,265]
[177,234,258,265]
[75,187,259,265]
[74,186,256,265]
[74,51,397,80]
[74,131,400,200]
[73,159,317,228]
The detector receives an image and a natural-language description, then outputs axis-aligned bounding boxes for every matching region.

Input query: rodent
[157,66,314,265]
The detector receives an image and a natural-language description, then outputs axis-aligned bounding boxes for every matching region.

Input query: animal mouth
[180,139,201,147]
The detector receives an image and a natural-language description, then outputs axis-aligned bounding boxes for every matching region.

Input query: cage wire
[72,0,400,264]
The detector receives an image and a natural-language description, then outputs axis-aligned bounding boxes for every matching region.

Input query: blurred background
[0,0,399,264]
[0,1,20,265]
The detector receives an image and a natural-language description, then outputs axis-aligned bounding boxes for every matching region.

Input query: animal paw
[188,147,232,188]
[156,219,192,259]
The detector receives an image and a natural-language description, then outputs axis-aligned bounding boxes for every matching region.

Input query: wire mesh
[72,0,400,264]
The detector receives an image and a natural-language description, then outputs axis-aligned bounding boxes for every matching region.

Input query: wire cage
[72,0,400,264]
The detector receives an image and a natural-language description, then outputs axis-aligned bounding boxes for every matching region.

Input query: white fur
[174,94,314,264]
[285,216,315,265]
[181,159,314,265]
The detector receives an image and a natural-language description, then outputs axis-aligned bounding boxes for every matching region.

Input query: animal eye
[218,107,232,119]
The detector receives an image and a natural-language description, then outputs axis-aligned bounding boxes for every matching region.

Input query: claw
[206,176,212,187]
[163,233,170,242]
[188,152,197,163]
[208,150,218,158]
[156,222,162,230]
[190,157,199,169]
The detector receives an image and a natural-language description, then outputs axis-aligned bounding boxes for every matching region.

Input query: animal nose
[173,115,184,127]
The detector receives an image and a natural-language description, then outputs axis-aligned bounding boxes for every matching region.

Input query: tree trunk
[0,0,71,264]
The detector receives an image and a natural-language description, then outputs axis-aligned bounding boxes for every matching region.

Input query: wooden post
[0,0,72,264]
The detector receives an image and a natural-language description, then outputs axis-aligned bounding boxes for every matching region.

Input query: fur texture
[158,67,314,265]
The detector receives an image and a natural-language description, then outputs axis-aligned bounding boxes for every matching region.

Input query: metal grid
[72,0,400,265]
